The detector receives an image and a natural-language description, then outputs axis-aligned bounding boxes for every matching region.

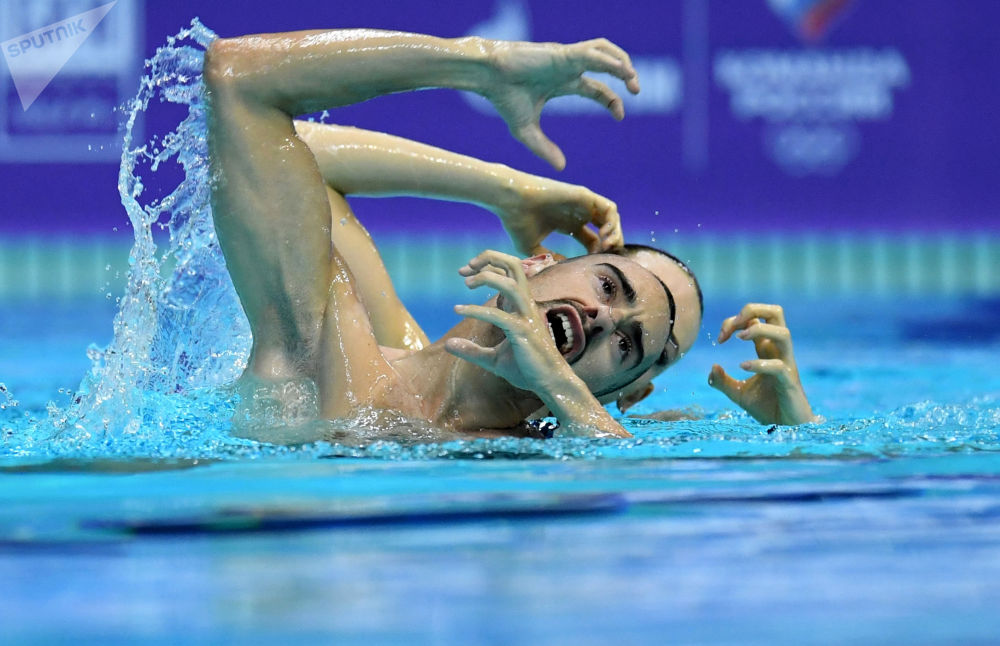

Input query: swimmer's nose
[583,304,615,337]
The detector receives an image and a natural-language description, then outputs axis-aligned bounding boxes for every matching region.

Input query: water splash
[0,384,17,411]
[5,20,252,459]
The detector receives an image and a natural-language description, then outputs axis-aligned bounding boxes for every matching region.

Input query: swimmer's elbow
[203,38,287,112]
[203,39,239,93]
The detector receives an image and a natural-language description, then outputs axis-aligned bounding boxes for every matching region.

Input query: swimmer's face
[521,254,673,397]
[615,248,703,411]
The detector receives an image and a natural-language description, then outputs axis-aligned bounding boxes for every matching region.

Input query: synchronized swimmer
[203,27,817,441]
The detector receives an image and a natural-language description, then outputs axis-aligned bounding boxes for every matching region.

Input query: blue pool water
[2,294,1000,644]
[2,19,1000,645]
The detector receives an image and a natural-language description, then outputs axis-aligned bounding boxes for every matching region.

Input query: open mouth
[544,304,585,362]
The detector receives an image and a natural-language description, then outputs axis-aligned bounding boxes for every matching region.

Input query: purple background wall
[1,0,997,236]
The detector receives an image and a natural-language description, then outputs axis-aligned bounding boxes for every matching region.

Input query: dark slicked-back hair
[617,244,703,318]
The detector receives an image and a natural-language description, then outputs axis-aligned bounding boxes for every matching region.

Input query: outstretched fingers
[736,321,793,358]
[444,337,499,371]
[739,358,792,382]
[460,264,506,277]
[463,269,526,306]
[597,208,623,251]
[577,38,639,94]
[740,359,788,379]
[570,226,602,253]
[708,364,745,406]
[570,77,625,120]
[490,37,637,169]
[718,303,787,343]
[459,250,532,313]
[454,303,520,332]
[568,197,622,253]
[513,122,565,171]
[571,223,621,254]
[459,250,525,278]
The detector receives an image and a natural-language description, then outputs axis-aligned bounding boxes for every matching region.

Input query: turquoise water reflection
[2,456,999,644]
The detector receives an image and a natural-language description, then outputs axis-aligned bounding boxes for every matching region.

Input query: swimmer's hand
[446,250,630,438]
[480,38,639,171]
[709,303,818,426]
[447,250,573,393]
[494,178,623,256]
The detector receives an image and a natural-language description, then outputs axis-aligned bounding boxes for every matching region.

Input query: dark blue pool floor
[2,455,1000,645]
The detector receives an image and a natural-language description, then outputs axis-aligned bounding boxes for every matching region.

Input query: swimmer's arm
[203,37,396,394]
[293,118,563,353]
[294,118,599,353]
[541,371,632,438]
[202,29,514,374]
[206,29,637,169]
[293,119,622,351]
[295,121,623,256]
[204,58,335,378]
[318,183,429,352]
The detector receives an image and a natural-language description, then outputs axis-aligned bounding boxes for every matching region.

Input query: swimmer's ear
[616,382,655,414]
[521,253,558,277]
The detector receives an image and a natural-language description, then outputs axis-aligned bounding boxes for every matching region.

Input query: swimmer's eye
[599,274,617,300]
[616,332,632,358]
